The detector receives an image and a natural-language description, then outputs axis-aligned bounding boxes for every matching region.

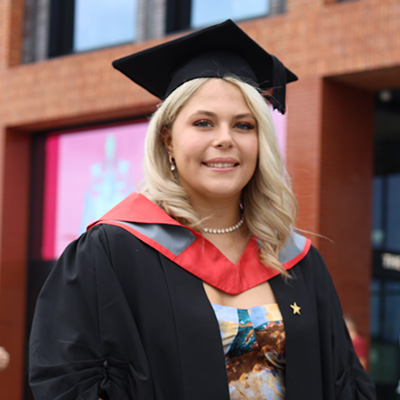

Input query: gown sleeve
[29,225,154,400]
[311,247,377,400]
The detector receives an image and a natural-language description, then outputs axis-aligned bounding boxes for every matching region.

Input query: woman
[29,20,376,399]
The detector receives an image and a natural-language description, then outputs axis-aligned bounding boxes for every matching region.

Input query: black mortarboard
[112,19,297,114]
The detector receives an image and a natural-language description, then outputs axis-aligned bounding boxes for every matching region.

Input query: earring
[168,153,176,171]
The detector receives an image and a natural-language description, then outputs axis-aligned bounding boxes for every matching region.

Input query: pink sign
[42,120,148,260]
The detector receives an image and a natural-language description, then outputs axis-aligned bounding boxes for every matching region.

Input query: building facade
[0,0,399,398]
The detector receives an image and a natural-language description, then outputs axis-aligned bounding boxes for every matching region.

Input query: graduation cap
[112,19,297,114]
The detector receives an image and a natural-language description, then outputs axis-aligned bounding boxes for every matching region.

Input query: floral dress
[212,303,286,399]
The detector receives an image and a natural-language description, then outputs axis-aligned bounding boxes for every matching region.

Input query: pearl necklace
[203,214,245,234]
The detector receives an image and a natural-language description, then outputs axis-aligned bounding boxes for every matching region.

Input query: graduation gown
[29,193,376,400]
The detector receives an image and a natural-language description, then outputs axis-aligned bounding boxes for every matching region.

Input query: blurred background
[0,0,399,398]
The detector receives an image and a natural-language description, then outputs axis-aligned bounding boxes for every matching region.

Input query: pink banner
[42,120,148,260]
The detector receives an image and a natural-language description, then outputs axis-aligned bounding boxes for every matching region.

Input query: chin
[202,187,243,200]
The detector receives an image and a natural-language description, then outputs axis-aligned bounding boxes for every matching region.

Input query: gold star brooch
[290,302,301,315]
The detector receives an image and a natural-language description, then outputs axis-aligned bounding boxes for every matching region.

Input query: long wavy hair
[141,76,298,275]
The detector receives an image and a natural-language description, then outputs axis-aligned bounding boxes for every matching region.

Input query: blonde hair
[142,77,298,275]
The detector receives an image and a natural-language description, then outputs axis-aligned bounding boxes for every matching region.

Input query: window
[23,0,167,62]
[166,0,284,33]
[372,174,400,253]
[74,0,137,52]
[191,0,270,28]
[24,0,284,61]
[370,280,400,389]
[49,0,137,57]
[370,88,400,398]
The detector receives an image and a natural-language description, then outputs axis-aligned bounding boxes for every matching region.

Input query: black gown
[29,193,376,399]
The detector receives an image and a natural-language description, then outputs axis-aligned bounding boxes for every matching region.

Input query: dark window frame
[166,0,192,33]
[48,0,75,57]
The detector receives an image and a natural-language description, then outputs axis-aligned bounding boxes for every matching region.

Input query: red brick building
[0,0,399,398]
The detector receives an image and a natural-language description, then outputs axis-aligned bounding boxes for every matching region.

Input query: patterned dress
[212,303,286,399]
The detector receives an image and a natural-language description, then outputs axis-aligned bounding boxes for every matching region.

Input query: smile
[204,162,238,168]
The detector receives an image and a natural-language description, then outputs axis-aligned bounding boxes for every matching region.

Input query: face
[165,79,259,205]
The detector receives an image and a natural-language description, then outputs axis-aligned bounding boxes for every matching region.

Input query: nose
[212,124,233,148]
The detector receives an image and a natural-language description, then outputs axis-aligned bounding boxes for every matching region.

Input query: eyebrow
[190,110,256,121]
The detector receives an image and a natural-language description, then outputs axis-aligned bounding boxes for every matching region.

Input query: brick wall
[287,77,374,338]
[319,80,374,329]
[1,0,399,397]
[287,78,324,238]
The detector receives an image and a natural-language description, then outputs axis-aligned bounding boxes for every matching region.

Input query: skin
[344,317,368,370]
[165,79,259,209]
[0,346,10,371]
[165,79,277,308]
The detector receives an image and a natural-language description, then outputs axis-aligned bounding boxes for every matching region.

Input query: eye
[193,119,213,128]
[235,122,256,130]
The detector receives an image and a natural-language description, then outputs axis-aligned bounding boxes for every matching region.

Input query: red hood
[88,193,311,295]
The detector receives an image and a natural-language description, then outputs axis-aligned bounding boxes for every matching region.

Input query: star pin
[290,302,301,315]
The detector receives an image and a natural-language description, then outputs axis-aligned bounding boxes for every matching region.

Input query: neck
[195,199,250,263]
[190,197,243,232]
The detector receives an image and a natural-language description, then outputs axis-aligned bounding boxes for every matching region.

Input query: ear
[161,126,173,154]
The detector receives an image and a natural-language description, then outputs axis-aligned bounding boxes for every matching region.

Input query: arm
[29,225,152,400]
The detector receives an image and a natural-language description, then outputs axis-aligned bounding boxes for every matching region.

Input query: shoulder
[302,244,326,265]
[290,244,338,301]
[80,223,145,253]
[51,224,148,284]
[82,223,165,277]
[293,244,329,278]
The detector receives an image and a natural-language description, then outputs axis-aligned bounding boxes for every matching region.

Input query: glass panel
[383,281,400,343]
[370,279,381,337]
[74,0,137,52]
[191,0,270,28]
[387,174,400,253]
[370,279,400,387]
[372,176,384,249]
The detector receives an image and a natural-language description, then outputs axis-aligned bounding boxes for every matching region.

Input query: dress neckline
[211,302,279,312]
